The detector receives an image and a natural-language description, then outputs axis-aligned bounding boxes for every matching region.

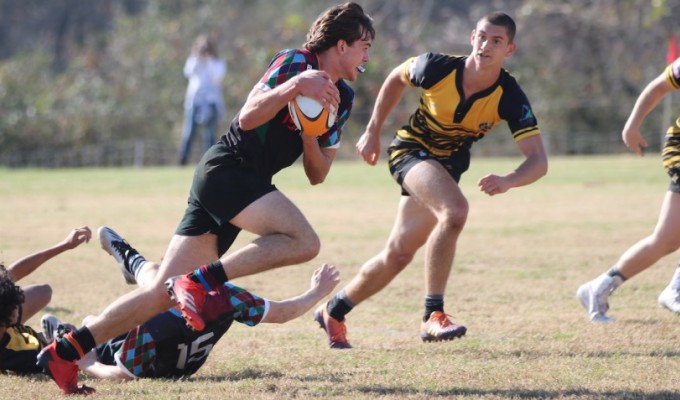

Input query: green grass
[2,155,680,399]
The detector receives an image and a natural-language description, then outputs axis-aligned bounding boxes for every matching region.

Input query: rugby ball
[288,95,336,137]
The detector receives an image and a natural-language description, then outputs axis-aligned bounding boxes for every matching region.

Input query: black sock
[424,294,444,322]
[188,260,228,289]
[607,266,627,281]
[55,327,96,361]
[327,290,354,321]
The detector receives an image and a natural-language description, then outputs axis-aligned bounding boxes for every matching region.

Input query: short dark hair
[303,2,375,54]
[481,12,516,43]
[0,266,24,328]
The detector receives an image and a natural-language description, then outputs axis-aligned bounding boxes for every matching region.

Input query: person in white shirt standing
[179,34,227,165]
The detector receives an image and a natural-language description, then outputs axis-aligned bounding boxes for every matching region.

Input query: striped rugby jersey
[396,52,540,157]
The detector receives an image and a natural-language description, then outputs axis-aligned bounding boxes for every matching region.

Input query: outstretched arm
[7,226,92,282]
[262,264,340,324]
[76,349,133,381]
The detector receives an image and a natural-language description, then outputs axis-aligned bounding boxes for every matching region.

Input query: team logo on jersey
[519,105,535,127]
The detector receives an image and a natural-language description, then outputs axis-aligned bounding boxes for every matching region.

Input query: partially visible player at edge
[315,11,548,348]
[43,226,339,382]
[577,56,680,322]
[37,2,374,394]
[0,227,91,376]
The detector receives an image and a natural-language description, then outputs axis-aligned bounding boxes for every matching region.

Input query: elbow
[532,160,548,181]
[539,157,549,178]
[308,176,325,186]
[238,113,255,131]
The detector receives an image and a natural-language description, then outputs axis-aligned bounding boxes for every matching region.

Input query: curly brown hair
[0,265,24,327]
[303,2,375,54]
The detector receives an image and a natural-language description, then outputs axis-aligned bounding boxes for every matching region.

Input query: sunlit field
[1,155,679,399]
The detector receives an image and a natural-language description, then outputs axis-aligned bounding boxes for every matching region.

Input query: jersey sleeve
[499,76,541,141]
[401,52,456,90]
[255,49,313,92]
[666,58,680,89]
[223,283,269,327]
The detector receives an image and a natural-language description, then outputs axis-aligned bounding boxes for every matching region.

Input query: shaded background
[0,0,678,166]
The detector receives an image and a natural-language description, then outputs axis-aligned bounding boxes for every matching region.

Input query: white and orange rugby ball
[288,95,336,137]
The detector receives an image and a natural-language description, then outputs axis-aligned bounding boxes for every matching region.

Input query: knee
[437,200,469,232]
[652,234,680,255]
[36,284,53,304]
[383,246,415,272]
[296,230,321,262]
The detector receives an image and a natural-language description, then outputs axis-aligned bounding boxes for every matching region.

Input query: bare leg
[344,196,434,304]
[345,159,467,304]
[224,190,320,279]
[85,233,219,343]
[85,190,319,344]
[20,283,52,323]
[403,160,468,297]
[617,191,680,278]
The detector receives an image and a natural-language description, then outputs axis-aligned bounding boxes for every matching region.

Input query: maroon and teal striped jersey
[95,282,268,379]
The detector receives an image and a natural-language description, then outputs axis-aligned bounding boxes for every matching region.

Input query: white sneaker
[576,274,623,323]
[658,286,680,313]
[98,226,137,284]
[40,314,62,343]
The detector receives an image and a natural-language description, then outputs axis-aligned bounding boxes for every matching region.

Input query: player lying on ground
[42,226,339,382]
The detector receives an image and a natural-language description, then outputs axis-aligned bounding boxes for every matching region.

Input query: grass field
[1,155,680,399]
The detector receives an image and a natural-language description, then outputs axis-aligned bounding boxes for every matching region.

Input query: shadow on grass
[42,306,72,314]
[192,368,285,382]
[357,386,680,399]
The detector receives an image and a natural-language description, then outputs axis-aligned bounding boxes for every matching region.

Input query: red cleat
[314,304,352,349]
[36,342,96,395]
[165,275,207,331]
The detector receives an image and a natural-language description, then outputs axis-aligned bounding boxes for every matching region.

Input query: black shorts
[176,144,277,255]
[387,136,470,196]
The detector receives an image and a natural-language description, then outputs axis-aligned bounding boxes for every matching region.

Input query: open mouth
[356,65,366,73]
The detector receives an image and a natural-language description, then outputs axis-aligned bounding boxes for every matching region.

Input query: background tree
[0,0,678,166]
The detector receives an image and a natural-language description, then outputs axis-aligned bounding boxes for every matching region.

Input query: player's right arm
[623,59,680,156]
[356,64,409,165]
[76,350,134,381]
[262,264,340,324]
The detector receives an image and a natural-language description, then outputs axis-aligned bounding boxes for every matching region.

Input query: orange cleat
[419,311,466,342]
[314,304,352,349]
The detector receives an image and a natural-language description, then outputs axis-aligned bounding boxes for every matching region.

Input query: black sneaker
[98,226,138,284]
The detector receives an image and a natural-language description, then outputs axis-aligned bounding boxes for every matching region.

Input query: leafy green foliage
[0,0,679,165]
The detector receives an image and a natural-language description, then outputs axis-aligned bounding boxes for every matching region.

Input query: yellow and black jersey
[397,52,540,157]
[0,324,44,374]
[663,58,680,176]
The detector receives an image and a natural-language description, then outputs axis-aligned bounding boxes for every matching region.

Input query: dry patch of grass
[1,156,680,399]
